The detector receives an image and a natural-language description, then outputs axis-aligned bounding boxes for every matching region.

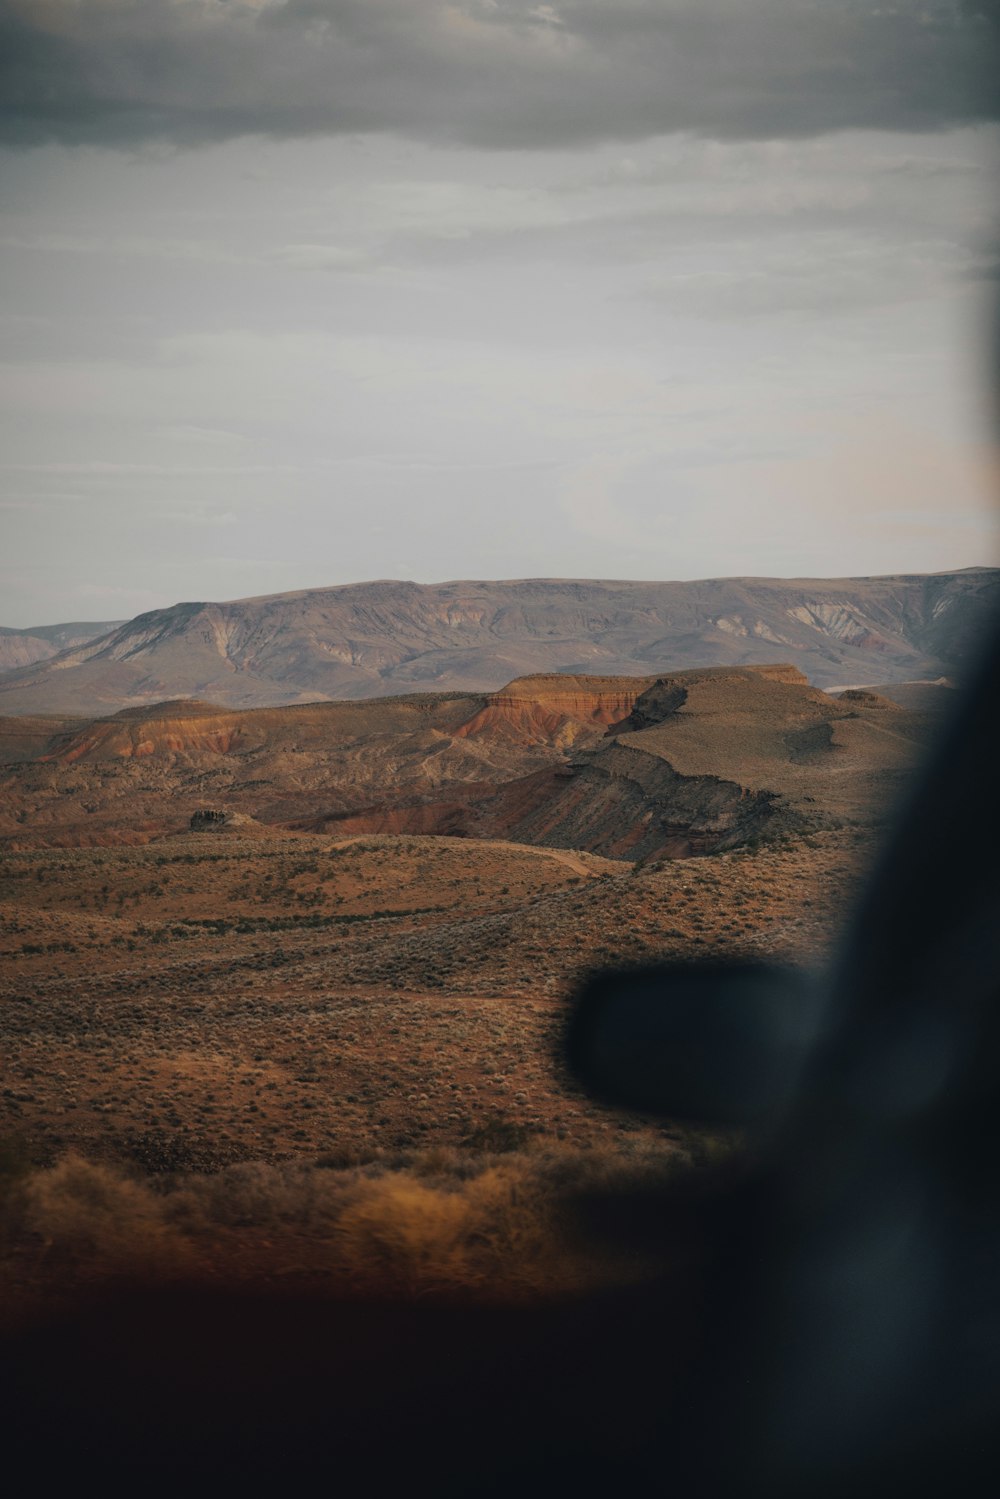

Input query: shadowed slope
[447,665,939,859]
[291,666,943,860]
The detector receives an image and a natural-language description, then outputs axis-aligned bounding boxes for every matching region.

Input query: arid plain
[0,659,953,1307]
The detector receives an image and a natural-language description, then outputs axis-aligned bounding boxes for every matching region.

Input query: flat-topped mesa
[454,673,662,747]
[614,664,812,734]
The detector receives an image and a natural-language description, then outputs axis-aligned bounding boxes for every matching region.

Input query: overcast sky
[1,0,999,627]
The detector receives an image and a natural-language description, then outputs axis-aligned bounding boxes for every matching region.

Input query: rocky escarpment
[482,745,782,860]
[0,663,947,857]
[297,739,787,860]
[294,663,939,861]
[454,674,659,747]
[190,808,258,832]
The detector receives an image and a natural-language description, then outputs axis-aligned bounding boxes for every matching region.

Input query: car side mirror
[565,961,823,1128]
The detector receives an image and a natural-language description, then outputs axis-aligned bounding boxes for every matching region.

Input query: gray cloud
[1,1,998,151]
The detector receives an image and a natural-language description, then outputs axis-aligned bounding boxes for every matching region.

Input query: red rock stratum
[0,665,948,860]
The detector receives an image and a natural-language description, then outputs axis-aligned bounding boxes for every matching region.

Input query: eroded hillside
[0,667,945,858]
[1,570,994,714]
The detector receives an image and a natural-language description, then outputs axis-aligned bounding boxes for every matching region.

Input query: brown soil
[0,661,942,1308]
[1,828,866,1173]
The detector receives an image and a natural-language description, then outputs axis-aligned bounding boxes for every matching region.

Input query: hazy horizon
[2,558,999,634]
[2,2,999,627]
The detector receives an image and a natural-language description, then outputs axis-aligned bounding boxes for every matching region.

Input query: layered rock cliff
[0,665,951,857]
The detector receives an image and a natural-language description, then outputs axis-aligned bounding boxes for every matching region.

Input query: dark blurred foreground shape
[570,617,1000,1496]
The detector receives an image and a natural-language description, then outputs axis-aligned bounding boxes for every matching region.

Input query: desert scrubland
[0,664,949,1309]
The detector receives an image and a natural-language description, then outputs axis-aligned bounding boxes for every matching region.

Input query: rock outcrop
[454,674,658,746]
[188,808,259,832]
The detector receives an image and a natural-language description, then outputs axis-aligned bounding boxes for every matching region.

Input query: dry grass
[0,820,876,1316]
[0,836,625,1165]
[0,832,866,1167]
[0,1136,709,1317]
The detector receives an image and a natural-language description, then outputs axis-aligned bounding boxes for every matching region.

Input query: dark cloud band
[0,1,998,151]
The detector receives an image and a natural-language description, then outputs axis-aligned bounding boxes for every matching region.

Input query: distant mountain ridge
[0,620,124,677]
[0,571,995,715]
